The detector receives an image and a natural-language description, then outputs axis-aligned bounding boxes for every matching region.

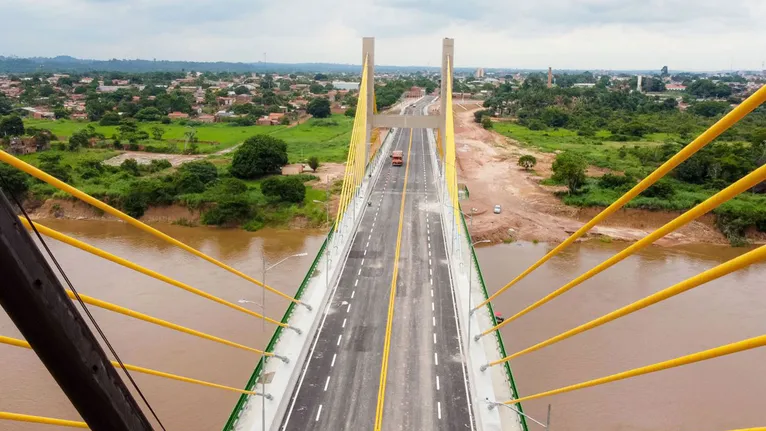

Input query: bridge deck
[281,99,472,431]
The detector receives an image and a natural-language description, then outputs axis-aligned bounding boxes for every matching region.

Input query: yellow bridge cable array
[334,56,369,227]
[20,219,292,332]
[444,57,459,226]
[502,333,766,406]
[0,151,302,309]
[485,243,766,368]
[479,163,766,338]
[0,335,262,397]
[64,290,275,358]
[474,83,766,312]
[0,412,87,429]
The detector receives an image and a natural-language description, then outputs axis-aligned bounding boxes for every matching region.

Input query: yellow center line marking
[374,129,413,431]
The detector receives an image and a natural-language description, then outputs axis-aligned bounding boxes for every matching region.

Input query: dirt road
[452,102,728,246]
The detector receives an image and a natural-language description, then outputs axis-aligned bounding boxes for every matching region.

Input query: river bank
[452,102,765,246]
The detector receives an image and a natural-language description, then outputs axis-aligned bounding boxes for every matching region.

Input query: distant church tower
[547,67,553,88]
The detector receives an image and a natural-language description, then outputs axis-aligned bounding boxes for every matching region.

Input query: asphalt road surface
[282,97,472,431]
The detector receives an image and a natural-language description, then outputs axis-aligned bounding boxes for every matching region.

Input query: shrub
[307,98,331,118]
[473,109,492,123]
[481,116,493,130]
[517,155,537,170]
[211,177,248,195]
[99,112,121,126]
[68,130,89,151]
[178,160,218,185]
[598,173,634,190]
[38,153,71,182]
[230,135,288,179]
[552,151,587,194]
[201,195,252,226]
[640,179,675,199]
[344,107,356,117]
[174,170,205,194]
[526,119,546,131]
[120,159,140,176]
[0,162,29,197]
[146,159,172,173]
[308,156,320,172]
[161,117,171,124]
[261,176,306,203]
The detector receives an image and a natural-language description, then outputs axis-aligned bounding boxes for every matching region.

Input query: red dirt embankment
[452,102,734,246]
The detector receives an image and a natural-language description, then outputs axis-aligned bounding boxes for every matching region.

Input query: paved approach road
[282,97,472,431]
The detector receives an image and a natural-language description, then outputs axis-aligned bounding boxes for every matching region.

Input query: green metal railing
[460,211,529,431]
[223,227,335,431]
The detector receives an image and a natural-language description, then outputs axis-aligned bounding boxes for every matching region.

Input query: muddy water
[476,241,766,431]
[0,220,325,431]
[2,221,764,431]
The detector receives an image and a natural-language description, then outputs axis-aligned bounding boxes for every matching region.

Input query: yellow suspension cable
[65,290,272,356]
[0,335,260,397]
[487,243,766,367]
[0,412,87,429]
[502,333,766,406]
[474,84,766,312]
[334,56,369,227]
[0,151,299,307]
[480,164,766,337]
[727,428,766,431]
[20,219,287,329]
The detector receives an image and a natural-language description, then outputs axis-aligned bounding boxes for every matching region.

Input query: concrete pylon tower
[440,38,454,147]
[547,67,553,88]
[362,37,375,163]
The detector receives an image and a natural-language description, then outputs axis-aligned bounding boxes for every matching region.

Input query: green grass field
[24,115,353,161]
[269,116,353,163]
[24,118,284,153]
[493,122,670,173]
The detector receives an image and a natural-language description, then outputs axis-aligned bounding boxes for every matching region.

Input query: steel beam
[0,191,154,431]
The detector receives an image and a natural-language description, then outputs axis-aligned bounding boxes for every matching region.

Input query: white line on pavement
[432,302,434,311]
[433,333,437,344]
[436,375,440,390]
[324,376,331,391]
[434,352,439,365]
[355,279,359,287]
[437,402,442,419]
[432,316,436,326]
[351,290,355,299]
[342,318,346,328]
[331,353,336,367]
[316,405,323,421]
[337,334,342,346]
[347,303,352,313]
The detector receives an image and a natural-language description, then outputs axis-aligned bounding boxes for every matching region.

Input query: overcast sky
[1,0,765,71]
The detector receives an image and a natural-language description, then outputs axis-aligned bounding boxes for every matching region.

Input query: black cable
[0,174,167,431]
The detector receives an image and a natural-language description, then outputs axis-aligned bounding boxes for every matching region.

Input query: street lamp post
[259,251,307,431]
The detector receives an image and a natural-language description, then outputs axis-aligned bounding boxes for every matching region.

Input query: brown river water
[1,220,764,430]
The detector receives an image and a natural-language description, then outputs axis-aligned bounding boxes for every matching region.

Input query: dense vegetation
[484,74,766,245]
[0,135,330,230]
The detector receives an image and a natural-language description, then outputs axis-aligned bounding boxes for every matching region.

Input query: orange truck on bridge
[391,150,403,166]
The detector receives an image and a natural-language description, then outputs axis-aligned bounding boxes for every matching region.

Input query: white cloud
[0,0,765,70]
